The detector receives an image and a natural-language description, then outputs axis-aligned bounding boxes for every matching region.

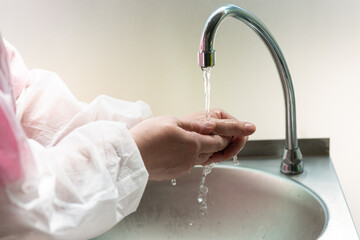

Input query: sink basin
[94,165,327,240]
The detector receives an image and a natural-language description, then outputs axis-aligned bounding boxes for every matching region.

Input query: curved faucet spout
[198,4,303,175]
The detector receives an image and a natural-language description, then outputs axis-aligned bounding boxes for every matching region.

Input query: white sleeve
[6,121,148,239]
[16,69,152,147]
[1,70,151,239]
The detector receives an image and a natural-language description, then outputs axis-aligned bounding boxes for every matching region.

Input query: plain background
[1,0,359,234]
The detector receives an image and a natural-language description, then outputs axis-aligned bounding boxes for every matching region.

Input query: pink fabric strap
[0,36,27,185]
[3,39,31,99]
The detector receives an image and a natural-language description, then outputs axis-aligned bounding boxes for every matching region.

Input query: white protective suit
[0,37,151,239]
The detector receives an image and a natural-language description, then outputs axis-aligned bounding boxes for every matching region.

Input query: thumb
[177,119,216,134]
[212,119,256,137]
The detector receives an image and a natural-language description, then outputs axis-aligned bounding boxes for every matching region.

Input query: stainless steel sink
[95,166,327,240]
[94,139,359,240]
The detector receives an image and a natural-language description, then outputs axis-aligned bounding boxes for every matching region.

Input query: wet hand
[184,108,256,165]
[130,115,230,181]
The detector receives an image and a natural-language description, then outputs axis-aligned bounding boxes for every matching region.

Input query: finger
[212,119,256,137]
[193,133,231,154]
[202,136,248,165]
[195,153,213,165]
[209,108,235,120]
[178,118,215,134]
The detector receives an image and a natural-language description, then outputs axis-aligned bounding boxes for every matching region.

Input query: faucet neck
[199,4,302,174]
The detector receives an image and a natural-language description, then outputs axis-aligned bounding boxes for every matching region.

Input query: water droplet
[197,196,203,203]
[199,185,208,194]
[171,178,176,186]
[189,222,193,226]
[200,204,207,211]
[233,155,239,165]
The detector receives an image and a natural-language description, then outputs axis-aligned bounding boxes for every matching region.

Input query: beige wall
[1,0,359,233]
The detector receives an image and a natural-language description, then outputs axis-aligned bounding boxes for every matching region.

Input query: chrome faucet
[198,4,303,175]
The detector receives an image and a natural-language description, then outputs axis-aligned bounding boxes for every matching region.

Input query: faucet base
[281,148,303,175]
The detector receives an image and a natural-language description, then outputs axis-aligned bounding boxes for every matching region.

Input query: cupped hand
[184,108,256,165]
[130,115,230,181]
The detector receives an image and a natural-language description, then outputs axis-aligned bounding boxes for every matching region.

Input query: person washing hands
[0,37,255,239]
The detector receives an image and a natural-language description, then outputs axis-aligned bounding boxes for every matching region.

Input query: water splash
[198,163,215,215]
[171,178,176,186]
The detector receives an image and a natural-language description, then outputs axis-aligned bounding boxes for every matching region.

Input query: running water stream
[171,67,239,215]
[197,67,214,215]
[170,68,212,189]
[203,67,211,118]
[198,67,239,215]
